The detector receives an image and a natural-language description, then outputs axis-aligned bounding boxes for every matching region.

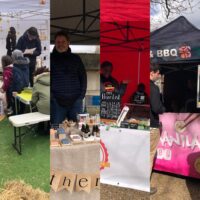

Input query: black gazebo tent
[151,16,200,65]
[151,16,200,112]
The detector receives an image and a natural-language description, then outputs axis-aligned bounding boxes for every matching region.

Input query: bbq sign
[150,43,199,63]
[151,45,191,59]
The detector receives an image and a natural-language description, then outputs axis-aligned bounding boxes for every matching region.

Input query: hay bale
[0,180,49,200]
[0,115,5,122]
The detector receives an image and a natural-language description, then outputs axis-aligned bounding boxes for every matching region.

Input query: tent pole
[138,51,141,84]
[83,0,86,33]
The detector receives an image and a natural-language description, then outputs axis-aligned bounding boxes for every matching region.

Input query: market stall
[101,21,150,105]
[151,16,200,179]
[99,1,150,191]
[99,90,150,192]
[50,115,100,199]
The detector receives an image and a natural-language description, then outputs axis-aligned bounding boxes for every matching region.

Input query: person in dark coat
[100,61,119,93]
[11,50,30,93]
[51,31,87,124]
[16,27,41,87]
[6,27,16,56]
[11,50,30,114]
[150,64,165,195]
[100,61,127,96]
[131,83,148,104]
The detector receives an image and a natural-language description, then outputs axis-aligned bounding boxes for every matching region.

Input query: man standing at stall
[150,64,165,194]
[51,31,87,124]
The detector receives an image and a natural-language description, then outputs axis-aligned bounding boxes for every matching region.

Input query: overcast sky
[151,0,200,31]
[0,0,49,12]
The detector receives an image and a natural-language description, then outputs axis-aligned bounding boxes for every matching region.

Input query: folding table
[9,112,50,154]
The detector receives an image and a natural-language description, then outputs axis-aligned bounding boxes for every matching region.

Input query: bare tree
[151,0,200,18]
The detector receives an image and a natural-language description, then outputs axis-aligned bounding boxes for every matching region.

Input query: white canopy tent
[0,0,50,70]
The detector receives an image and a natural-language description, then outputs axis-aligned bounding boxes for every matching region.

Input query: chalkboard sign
[100,92,121,119]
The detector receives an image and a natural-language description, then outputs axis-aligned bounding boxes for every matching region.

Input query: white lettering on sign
[157,49,177,57]
[150,49,178,58]
[150,50,153,58]
[157,148,172,160]
[160,131,200,150]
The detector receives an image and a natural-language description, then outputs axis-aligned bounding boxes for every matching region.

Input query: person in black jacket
[6,27,16,56]
[51,31,87,124]
[150,64,165,195]
[100,61,119,92]
[100,61,127,95]
[131,83,148,104]
[16,27,41,87]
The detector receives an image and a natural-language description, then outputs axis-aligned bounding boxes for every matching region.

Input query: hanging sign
[151,43,200,63]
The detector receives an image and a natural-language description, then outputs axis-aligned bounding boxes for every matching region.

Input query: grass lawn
[0,117,50,192]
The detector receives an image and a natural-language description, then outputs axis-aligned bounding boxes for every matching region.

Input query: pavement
[151,172,200,200]
[101,171,200,200]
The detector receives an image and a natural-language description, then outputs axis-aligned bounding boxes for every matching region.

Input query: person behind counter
[32,67,50,115]
[131,83,148,104]
[100,61,127,95]
[150,64,165,195]
[16,27,41,87]
[51,31,87,124]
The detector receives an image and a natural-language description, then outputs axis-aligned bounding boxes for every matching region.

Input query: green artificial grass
[0,118,50,192]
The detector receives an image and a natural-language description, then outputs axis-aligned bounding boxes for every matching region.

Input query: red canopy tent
[100,21,150,105]
[101,0,149,22]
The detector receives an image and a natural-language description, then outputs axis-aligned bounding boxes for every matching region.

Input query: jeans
[51,97,83,125]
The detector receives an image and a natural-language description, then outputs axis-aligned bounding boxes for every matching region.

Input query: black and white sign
[100,92,121,119]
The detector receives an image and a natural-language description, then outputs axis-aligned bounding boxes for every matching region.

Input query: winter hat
[12,49,24,61]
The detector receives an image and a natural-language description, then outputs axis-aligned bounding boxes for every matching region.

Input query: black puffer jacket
[51,48,87,106]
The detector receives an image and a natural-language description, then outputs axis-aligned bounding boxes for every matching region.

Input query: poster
[154,113,200,179]
[100,127,150,192]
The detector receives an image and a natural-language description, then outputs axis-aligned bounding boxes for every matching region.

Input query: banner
[100,127,150,192]
[154,113,200,178]
[151,43,200,64]
[50,170,100,193]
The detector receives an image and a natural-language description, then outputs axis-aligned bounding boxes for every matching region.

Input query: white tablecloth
[50,143,100,200]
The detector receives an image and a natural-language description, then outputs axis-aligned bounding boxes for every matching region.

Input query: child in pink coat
[0,55,13,113]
